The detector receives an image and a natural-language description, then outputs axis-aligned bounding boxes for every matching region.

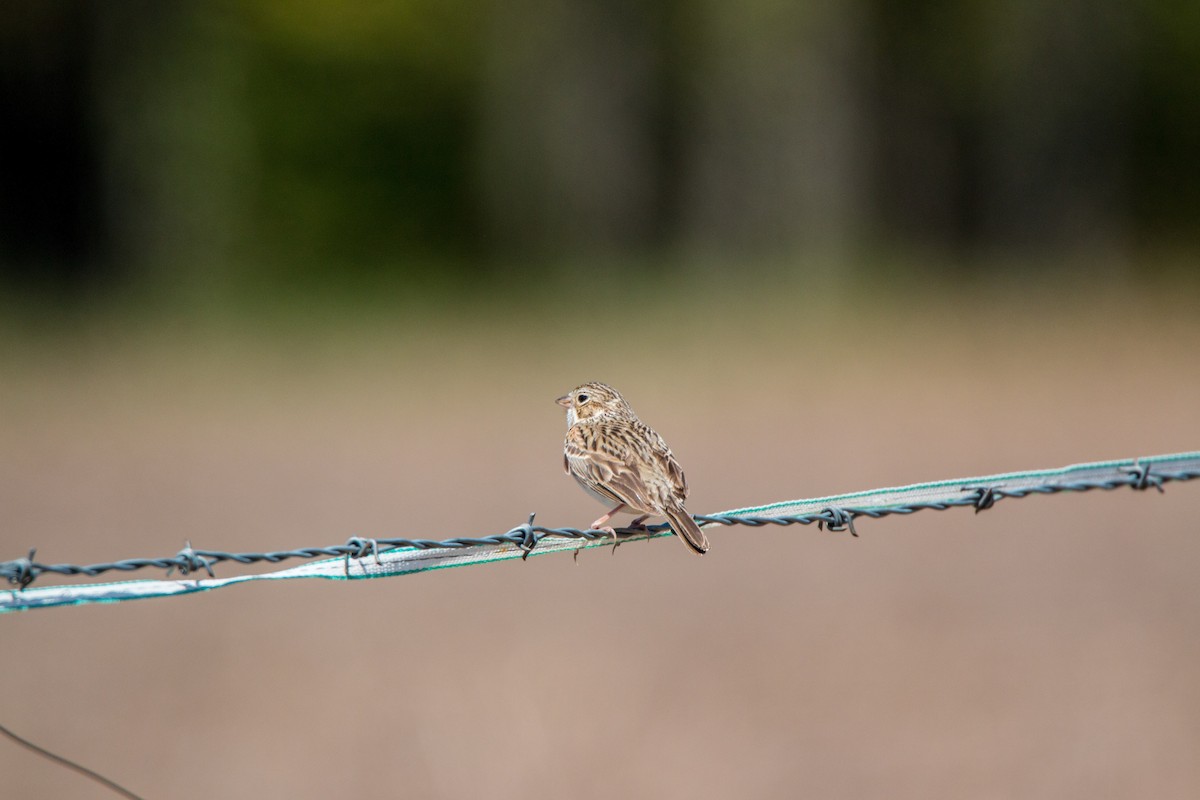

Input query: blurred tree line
[1,0,1196,302]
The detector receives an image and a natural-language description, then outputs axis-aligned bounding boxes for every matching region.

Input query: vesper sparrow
[556,382,709,555]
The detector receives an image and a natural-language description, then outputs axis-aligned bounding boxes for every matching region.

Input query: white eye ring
[577,394,589,403]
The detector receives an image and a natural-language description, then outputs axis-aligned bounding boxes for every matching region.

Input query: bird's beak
[556,395,571,408]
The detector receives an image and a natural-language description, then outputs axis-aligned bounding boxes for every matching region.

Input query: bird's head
[556,382,632,426]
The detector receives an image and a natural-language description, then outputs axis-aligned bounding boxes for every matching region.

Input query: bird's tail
[663,504,709,556]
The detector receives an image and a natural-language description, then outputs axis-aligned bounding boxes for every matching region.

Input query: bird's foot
[588,525,621,555]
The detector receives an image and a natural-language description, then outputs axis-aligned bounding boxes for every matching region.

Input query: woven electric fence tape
[2,451,1196,613]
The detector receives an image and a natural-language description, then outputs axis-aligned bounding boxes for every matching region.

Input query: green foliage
[237,0,485,269]
[1,0,1198,303]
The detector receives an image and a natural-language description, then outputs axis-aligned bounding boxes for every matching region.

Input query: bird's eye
[577,393,589,403]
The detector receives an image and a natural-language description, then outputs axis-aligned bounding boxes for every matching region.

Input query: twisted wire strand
[3,461,1196,591]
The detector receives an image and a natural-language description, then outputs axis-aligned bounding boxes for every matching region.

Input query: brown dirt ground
[2,286,1199,798]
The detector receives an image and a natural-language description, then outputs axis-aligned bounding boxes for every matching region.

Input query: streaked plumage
[556,382,709,555]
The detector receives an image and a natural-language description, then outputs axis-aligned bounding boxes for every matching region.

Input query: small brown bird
[556,382,709,555]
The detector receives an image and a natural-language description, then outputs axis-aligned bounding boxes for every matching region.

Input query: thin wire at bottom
[0,721,146,800]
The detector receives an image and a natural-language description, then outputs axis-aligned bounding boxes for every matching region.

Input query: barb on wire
[1125,461,1165,493]
[165,540,214,578]
[509,512,540,560]
[6,549,37,590]
[968,486,1000,513]
[816,506,858,536]
[342,537,384,576]
[2,454,1198,592]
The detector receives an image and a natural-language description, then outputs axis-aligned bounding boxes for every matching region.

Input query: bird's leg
[591,504,625,549]
[625,514,654,544]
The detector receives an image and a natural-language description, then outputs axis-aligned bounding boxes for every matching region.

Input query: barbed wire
[3,459,1195,591]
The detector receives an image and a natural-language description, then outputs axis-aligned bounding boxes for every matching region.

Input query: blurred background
[2,0,1199,798]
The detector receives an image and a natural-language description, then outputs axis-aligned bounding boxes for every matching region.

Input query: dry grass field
[2,285,1198,798]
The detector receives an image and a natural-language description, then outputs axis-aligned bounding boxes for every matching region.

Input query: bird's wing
[639,421,689,500]
[565,424,658,511]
